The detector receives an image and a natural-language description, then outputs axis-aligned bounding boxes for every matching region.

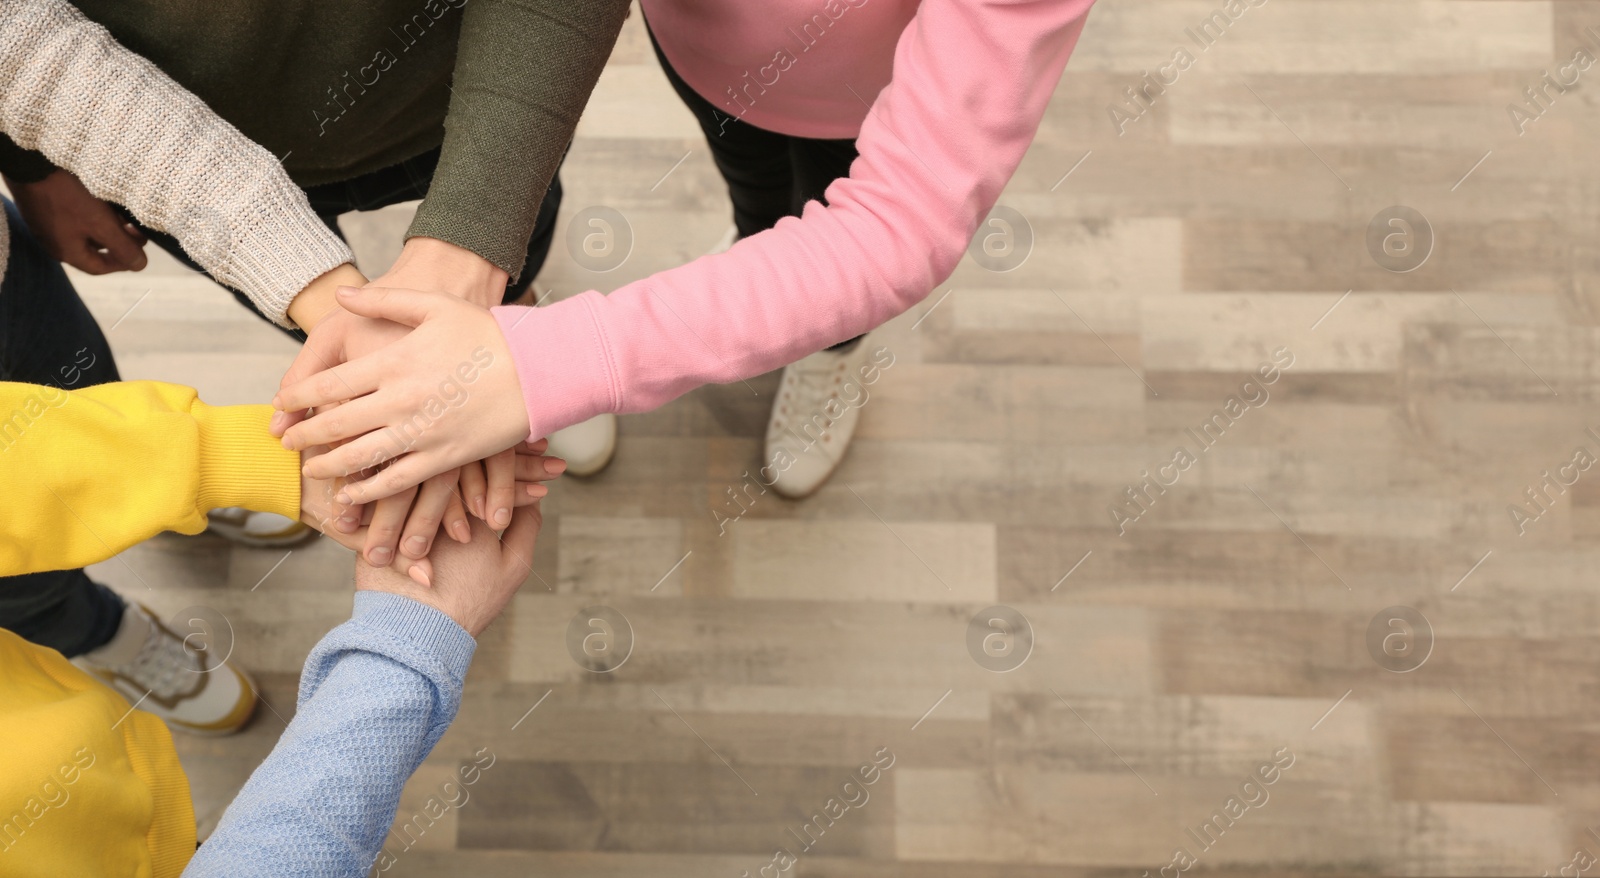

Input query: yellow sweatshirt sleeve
[0,380,300,576]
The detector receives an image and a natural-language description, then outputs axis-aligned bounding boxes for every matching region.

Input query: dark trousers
[0,197,127,656]
[647,25,858,239]
[137,147,565,339]
[647,23,862,351]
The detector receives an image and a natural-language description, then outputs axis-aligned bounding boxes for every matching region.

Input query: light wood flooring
[56,1,1600,874]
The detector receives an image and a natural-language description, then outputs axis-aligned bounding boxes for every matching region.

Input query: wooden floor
[61,1,1600,874]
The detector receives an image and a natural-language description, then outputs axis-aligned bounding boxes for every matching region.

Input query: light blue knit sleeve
[181,591,476,878]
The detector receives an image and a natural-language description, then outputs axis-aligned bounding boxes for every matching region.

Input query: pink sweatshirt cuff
[492,294,620,441]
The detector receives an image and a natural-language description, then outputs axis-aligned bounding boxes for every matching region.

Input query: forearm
[0,0,353,326]
[492,0,1096,441]
[182,592,473,878]
[0,381,299,575]
[407,0,630,279]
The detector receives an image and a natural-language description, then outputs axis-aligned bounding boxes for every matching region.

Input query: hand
[304,441,562,571]
[370,236,510,308]
[374,441,567,567]
[273,285,532,509]
[5,169,148,274]
[353,503,543,638]
[299,448,433,585]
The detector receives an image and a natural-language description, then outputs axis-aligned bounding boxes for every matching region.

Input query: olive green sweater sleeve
[407,0,630,279]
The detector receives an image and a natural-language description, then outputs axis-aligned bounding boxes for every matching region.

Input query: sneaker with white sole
[764,339,873,499]
[206,508,316,548]
[77,603,257,736]
[546,413,617,477]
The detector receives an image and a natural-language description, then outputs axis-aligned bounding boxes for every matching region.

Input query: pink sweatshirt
[492,0,1095,443]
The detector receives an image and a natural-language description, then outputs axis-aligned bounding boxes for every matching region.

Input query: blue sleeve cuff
[348,591,476,684]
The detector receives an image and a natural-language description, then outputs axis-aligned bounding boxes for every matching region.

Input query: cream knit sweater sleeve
[0,0,353,327]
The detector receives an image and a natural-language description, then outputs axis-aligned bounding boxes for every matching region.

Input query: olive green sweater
[0,0,630,279]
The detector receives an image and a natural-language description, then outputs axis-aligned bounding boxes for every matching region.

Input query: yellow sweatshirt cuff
[191,402,300,520]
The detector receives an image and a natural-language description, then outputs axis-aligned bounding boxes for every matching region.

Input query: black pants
[0,197,127,656]
[647,25,863,351]
[137,147,565,339]
[648,25,858,240]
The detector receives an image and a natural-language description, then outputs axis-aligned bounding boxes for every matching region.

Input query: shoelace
[773,359,846,436]
[115,618,202,700]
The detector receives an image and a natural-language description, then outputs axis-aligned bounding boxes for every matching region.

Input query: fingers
[336,453,439,505]
[441,489,470,543]
[334,285,444,327]
[499,502,544,580]
[362,486,417,566]
[460,460,487,520]
[485,447,517,529]
[328,468,364,534]
[273,322,352,429]
[301,429,407,480]
[279,392,395,452]
[275,360,389,431]
[65,235,120,275]
[513,453,567,482]
[513,481,550,506]
[400,470,458,560]
[92,216,148,272]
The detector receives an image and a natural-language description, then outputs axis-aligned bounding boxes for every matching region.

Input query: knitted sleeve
[406,0,631,279]
[0,0,353,327]
[181,592,475,878]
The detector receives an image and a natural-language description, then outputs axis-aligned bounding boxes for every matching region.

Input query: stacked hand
[278,239,537,572]
[354,502,543,639]
[298,439,560,585]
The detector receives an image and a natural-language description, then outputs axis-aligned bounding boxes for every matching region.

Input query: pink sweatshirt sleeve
[492,0,1096,441]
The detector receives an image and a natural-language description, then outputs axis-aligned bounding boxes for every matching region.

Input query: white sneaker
[78,603,258,736]
[206,508,316,548]
[547,413,617,477]
[764,340,873,499]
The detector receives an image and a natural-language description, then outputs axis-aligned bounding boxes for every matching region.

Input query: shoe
[78,603,257,736]
[546,414,617,477]
[764,339,873,499]
[206,508,316,548]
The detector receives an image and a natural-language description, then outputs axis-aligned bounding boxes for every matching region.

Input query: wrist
[394,237,508,307]
[288,262,368,330]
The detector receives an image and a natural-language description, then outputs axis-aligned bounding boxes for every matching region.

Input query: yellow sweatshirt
[0,627,197,877]
[0,380,300,576]
[0,379,301,876]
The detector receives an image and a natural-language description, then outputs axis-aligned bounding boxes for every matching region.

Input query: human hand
[366,441,566,568]
[303,441,561,573]
[5,169,147,274]
[353,503,543,638]
[273,285,532,511]
[299,448,432,585]
[369,236,509,308]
